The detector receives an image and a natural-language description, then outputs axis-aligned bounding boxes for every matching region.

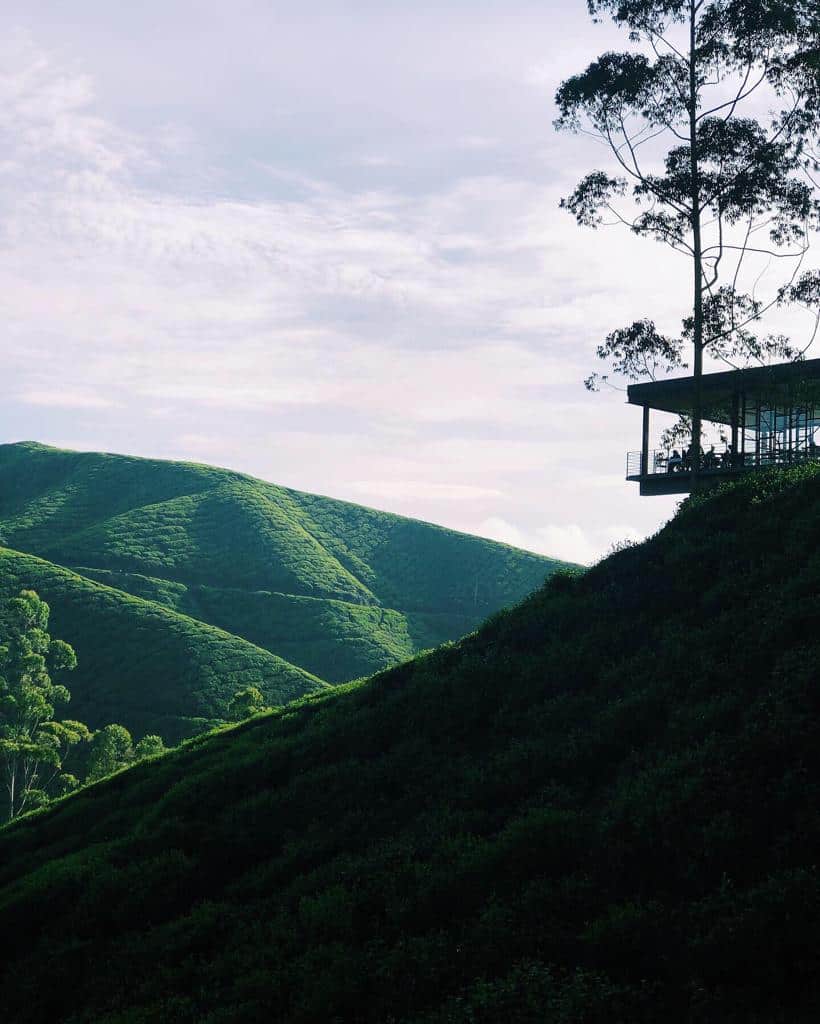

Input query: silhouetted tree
[556,0,819,479]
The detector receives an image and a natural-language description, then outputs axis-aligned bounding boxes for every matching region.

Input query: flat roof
[627,358,820,421]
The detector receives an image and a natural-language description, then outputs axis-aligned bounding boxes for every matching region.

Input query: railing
[626,445,820,479]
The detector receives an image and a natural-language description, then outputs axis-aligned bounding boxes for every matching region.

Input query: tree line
[0,589,268,823]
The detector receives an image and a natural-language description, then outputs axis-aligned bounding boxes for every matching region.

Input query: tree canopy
[86,726,167,780]
[556,0,819,462]
[0,589,170,820]
[227,685,271,722]
[0,590,87,820]
[86,724,135,782]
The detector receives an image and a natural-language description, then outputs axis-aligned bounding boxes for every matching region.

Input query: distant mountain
[0,442,568,735]
[1,464,818,1022]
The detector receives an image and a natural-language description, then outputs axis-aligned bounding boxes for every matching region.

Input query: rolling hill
[0,442,567,737]
[1,465,818,1022]
[0,547,325,742]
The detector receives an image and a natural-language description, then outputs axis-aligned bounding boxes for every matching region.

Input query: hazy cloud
[0,8,692,562]
[478,516,644,566]
[17,389,118,410]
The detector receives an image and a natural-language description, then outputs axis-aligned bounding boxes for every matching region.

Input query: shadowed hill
[0,442,568,684]
[1,466,819,1022]
[0,547,325,742]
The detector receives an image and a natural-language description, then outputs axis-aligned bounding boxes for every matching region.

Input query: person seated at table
[683,445,694,470]
[723,442,734,468]
[667,449,683,473]
[705,444,716,468]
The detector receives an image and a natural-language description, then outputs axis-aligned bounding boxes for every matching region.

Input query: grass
[0,464,818,1021]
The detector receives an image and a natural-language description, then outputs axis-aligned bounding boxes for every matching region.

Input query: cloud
[355,155,399,168]
[0,33,144,180]
[17,389,117,409]
[476,516,532,550]
[477,517,644,565]
[533,523,601,564]
[174,433,235,458]
[349,480,504,502]
[0,21,688,561]
[457,136,499,150]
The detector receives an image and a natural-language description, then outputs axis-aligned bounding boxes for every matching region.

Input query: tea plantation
[0,442,565,690]
[1,465,818,1021]
[0,547,325,742]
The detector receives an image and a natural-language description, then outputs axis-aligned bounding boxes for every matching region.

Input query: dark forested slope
[0,442,565,686]
[1,466,819,1022]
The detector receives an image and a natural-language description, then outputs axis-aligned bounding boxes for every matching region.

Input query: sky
[0,0,704,564]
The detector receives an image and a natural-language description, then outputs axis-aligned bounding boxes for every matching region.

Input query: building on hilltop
[627,358,820,496]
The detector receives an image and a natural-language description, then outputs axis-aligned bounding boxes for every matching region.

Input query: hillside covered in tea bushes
[0,546,324,742]
[0,442,565,737]
[1,465,818,1022]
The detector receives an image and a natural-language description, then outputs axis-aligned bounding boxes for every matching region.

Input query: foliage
[0,590,170,813]
[1,468,820,1020]
[227,685,271,722]
[0,442,571,735]
[0,546,324,745]
[557,0,819,452]
[584,319,685,391]
[134,734,166,760]
[0,589,87,820]
[86,724,134,782]
[85,725,167,779]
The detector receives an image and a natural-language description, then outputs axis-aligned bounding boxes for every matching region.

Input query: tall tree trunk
[689,1,703,489]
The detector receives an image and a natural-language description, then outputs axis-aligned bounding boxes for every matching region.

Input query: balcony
[626,444,820,495]
[626,357,820,497]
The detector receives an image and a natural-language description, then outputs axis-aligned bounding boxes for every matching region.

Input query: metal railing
[626,444,820,479]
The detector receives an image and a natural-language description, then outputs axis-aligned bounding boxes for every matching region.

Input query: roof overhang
[627,358,820,424]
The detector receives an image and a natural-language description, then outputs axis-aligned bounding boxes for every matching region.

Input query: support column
[788,399,793,463]
[731,391,739,465]
[755,400,761,466]
[740,392,746,462]
[641,405,650,476]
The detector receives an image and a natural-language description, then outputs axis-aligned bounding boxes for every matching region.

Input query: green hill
[1,465,819,1022]
[0,442,565,692]
[0,547,324,742]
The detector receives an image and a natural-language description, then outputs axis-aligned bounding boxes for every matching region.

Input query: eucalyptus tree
[556,0,819,476]
[0,590,88,821]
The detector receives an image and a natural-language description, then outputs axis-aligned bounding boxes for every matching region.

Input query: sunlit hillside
[0,547,325,741]
[0,442,568,736]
